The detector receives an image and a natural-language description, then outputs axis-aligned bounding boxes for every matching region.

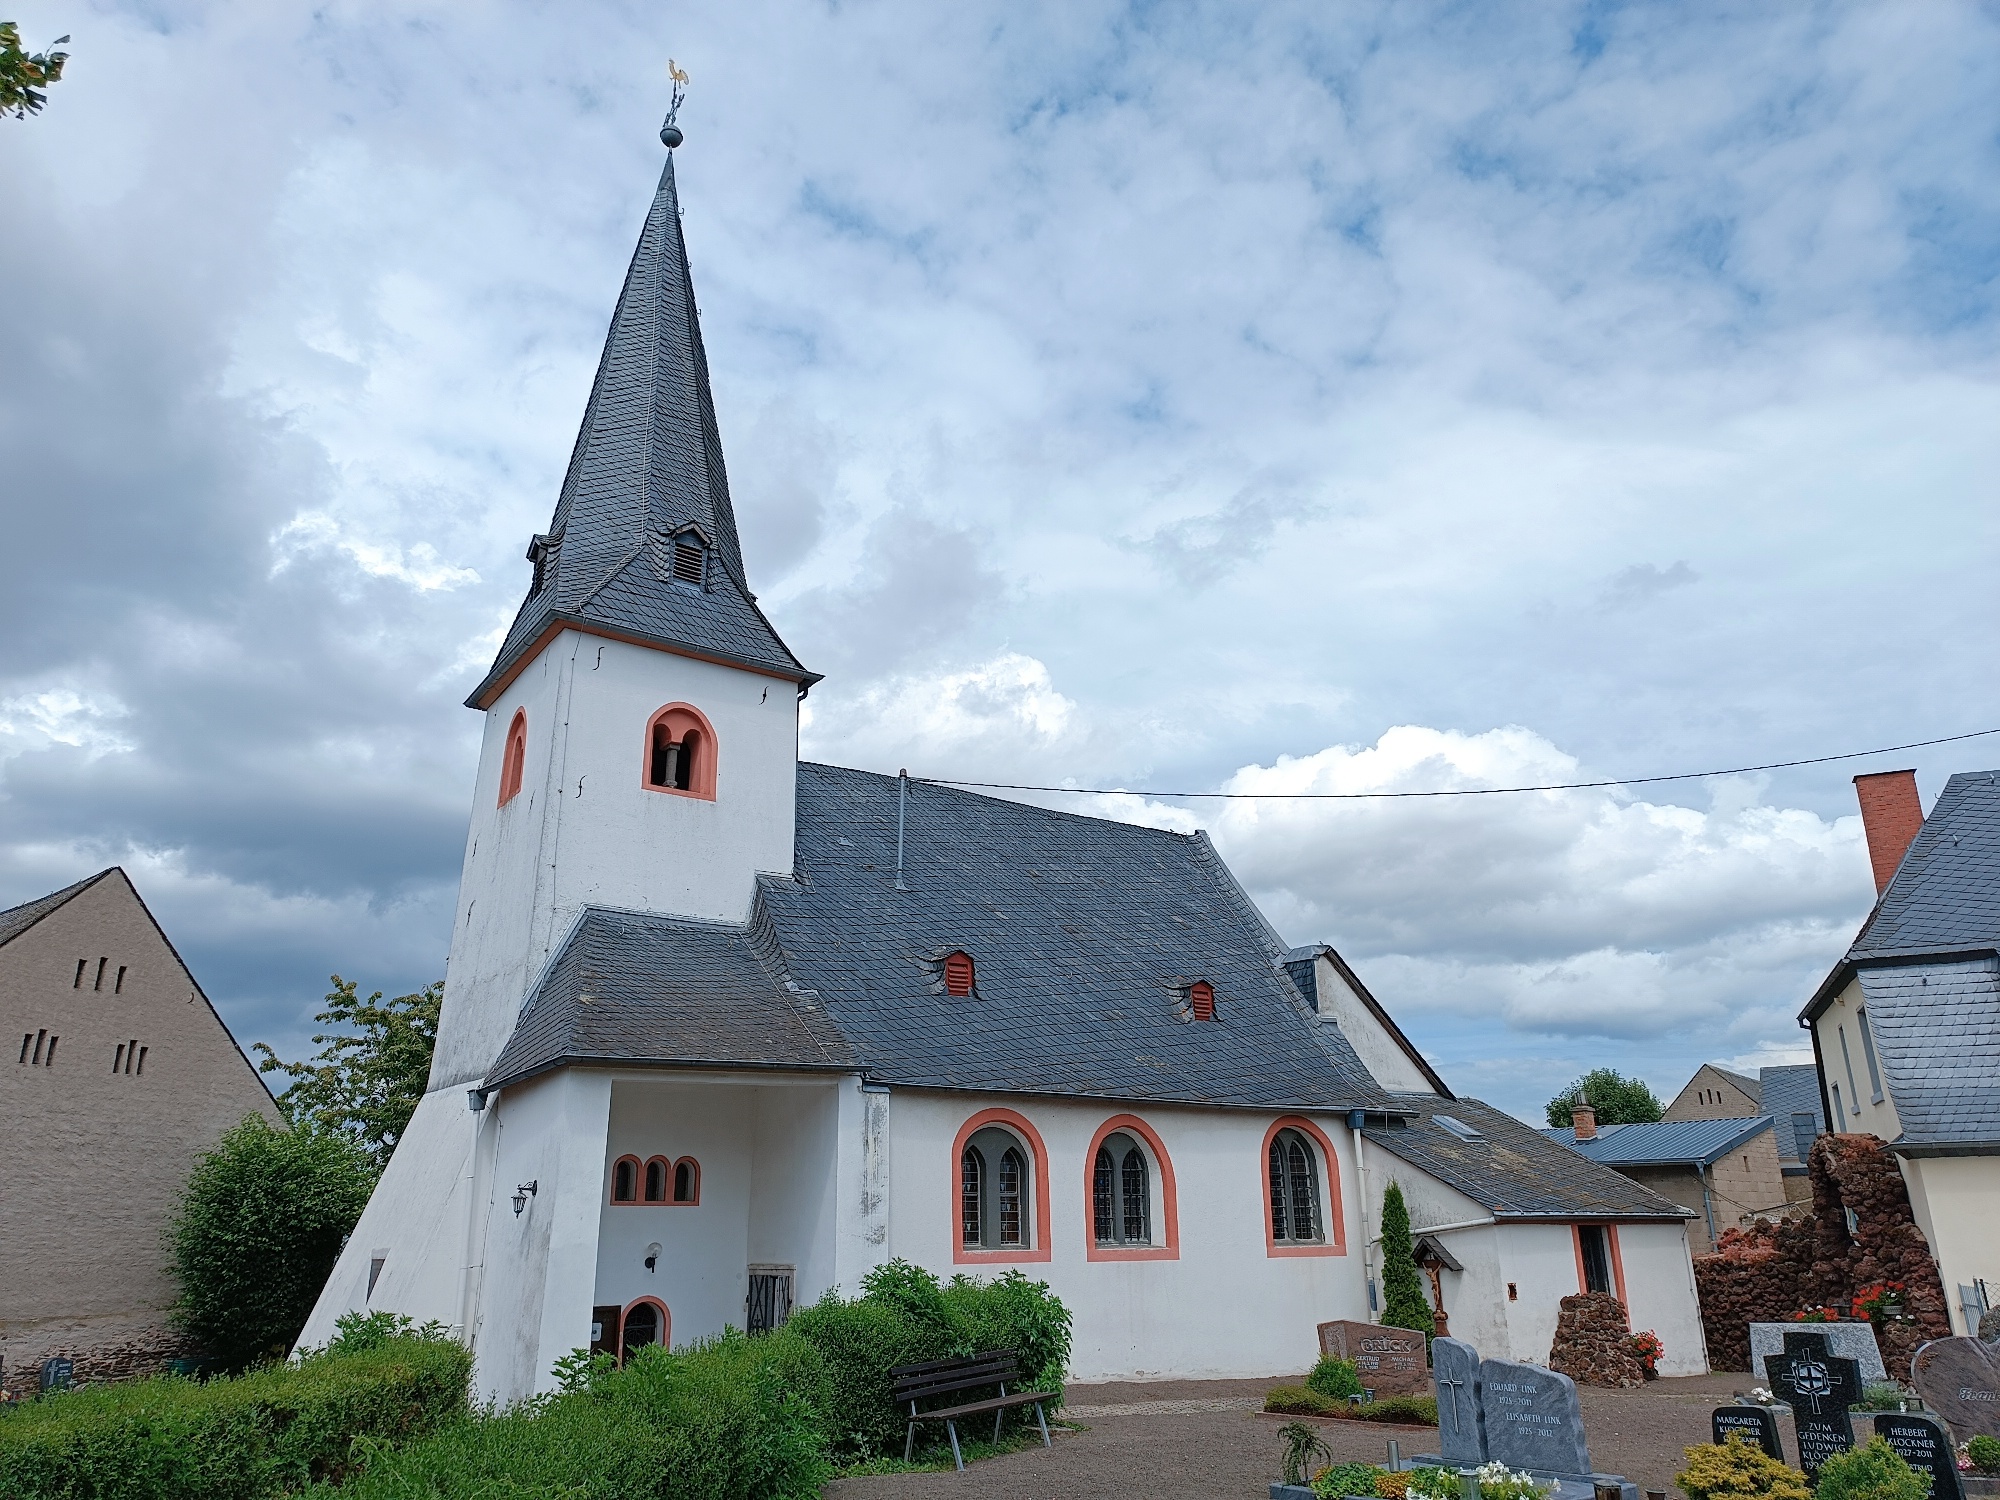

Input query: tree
[1,23,68,119]
[255,975,442,1174]
[1546,1067,1665,1128]
[167,1114,375,1368]
[1379,1179,1435,1339]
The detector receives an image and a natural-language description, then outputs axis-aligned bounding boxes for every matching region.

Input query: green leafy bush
[1264,1387,1437,1424]
[1968,1435,2000,1473]
[168,1114,375,1369]
[1812,1439,1927,1500]
[1353,1394,1437,1424]
[1267,1384,1341,1416]
[0,1330,469,1500]
[1314,1460,1388,1498]
[1852,1382,1914,1412]
[1676,1435,1812,1500]
[1307,1356,1364,1401]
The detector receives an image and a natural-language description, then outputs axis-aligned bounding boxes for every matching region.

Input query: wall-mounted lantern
[513,1180,539,1216]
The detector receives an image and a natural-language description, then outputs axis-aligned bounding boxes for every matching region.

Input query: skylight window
[1433,1114,1485,1142]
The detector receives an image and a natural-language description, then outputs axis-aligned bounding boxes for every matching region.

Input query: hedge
[0,1328,469,1500]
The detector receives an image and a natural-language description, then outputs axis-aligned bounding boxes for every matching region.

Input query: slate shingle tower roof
[467,150,815,709]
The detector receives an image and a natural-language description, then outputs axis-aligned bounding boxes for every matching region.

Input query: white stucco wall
[1901,1155,2000,1334]
[1314,956,1435,1094]
[883,1092,1369,1382]
[1496,1222,1582,1364]
[1614,1220,1709,1374]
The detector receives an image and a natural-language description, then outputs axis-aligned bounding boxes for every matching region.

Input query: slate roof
[0,869,111,948]
[466,153,813,709]
[486,763,1400,1112]
[1843,770,2000,966]
[1539,1116,1775,1167]
[1366,1096,1693,1221]
[1714,1065,1762,1102]
[1758,1064,1825,1165]
[1856,958,2000,1151]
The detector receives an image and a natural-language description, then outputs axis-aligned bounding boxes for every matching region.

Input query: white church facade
[299,131,1708,1402]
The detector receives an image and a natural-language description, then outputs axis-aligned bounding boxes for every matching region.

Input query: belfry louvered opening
[671,539,705,585]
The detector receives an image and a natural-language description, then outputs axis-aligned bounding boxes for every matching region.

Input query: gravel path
[825,1372,1784,1500]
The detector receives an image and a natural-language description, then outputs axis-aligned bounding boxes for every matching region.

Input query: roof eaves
[466,611,822,710]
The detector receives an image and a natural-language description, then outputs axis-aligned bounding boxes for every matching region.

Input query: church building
[298,127,1707,1400]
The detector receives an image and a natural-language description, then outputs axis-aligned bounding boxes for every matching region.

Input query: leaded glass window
[1092,1131,1152,1246]
[1269,1128,1322,1243]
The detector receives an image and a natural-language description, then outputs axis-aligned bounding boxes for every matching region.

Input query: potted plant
[1628,1330,1663,1380]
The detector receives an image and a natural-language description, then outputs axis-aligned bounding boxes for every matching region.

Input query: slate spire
[468,141,815,708]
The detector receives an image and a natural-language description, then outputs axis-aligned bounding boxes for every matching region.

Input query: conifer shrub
[1674,1434,1812,1500]
[0,1321,469,1500]
[1379,1181,1437,1341]
[1307,1355,1364,1400]
[1811,1439,1928,1500]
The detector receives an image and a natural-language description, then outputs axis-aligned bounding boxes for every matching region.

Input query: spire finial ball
[660,123,683,149]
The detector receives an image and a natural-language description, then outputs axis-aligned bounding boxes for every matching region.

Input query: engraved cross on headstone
[1765,1331,1864,1480]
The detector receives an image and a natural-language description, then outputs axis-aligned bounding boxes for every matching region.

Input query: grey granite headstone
[1713,1405,1786,1462]
[1479,1357,1591,1476]
[1876,1413,1966,1500]
[1432,1336,1486,1464]
[1751,1321,1886,1382]
[1912,1336,2000,1442]
[1765,1331,1864,1480]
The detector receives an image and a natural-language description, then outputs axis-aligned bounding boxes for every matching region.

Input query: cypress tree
[1379,1179,1436,1339]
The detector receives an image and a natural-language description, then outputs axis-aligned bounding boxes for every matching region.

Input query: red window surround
[498,710,527,806]
[1259,1116,1347,1258]
[610,1154,641,1204]
[620,1296,670,1362]
[643,1156,670,1203]
[642,702,718,801]
[1189,981,1215,1021]
[672,1157,700,1205]
[1569,1223,1628,1304]
[950,1107,1052,1265]
[1083,1114,1180,1262]
[943,952,975,997]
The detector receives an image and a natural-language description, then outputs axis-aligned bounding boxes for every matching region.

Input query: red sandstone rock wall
[1548,1290,1646,1388]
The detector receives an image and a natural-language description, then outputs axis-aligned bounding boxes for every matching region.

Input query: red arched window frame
[1260,1116,1347,1258]
[1189,981,1216,1021]
[643,1156,670,1203]
[641,702,718,801]
[1083,1114,1180,1262]
[671,1157,700,1205]
[498,710,528,806]
[610,1154,642,1204]
[619,1296,669,1363]
[950,1107,1052,1265]
[942,952,975,997]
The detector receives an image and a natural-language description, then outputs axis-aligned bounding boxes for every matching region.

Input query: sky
[3,0,1997,1123]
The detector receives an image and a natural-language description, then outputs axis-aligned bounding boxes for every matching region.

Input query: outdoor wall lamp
[513,1180,539,1216]
[645,1242,661,1273]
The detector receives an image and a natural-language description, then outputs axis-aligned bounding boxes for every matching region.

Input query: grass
[835,1422,1077,1476]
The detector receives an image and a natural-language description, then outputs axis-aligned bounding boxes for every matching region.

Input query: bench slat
[893,1370,1020,1402]
[905,1390,1054,1424]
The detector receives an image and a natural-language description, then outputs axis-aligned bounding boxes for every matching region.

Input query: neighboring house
[295,131,1711,1401]
[1365,1099,1707,1374]
[1542,1114,1785,1253]
[1800,767,2000,1336]
[0,869,282,1395]
[1664,1062,1825,1204]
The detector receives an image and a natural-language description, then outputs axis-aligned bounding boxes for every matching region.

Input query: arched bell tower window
[641,703,718,801]
[498,710,527,806]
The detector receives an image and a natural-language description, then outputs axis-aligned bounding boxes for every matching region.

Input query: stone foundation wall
[1547,1290,1646,1387]
[0,1317,196,1398]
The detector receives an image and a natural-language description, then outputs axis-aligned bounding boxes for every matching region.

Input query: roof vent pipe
[1853,769,1925,895]
[1572,1102,1597,1142]
[895,769,909,892]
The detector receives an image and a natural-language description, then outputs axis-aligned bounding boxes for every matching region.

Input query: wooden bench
[890,1350,1055,1470]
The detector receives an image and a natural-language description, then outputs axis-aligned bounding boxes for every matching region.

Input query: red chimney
[1854,770,1925,895]
[1572,1102,1598,1142]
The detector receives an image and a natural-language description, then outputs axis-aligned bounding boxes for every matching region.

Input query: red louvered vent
[672,541,704,585]
[943,952,975,997]
[1189,981,1215,1022]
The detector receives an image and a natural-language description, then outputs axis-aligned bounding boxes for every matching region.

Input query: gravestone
[1712,1406,1785,1462]
[1479,1358,1592,1476]
[1764,1330,1864,1479]
[1431,1336,1486,1463]
[1318,1320,1430,1396]
[1750,1322,1887,1383]
[39,1357,73,1393]
[1875,1413,1966,1500]
[1911,1337,2000,1442]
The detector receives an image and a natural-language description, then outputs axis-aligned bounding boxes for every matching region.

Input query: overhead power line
[918,726,2000,802]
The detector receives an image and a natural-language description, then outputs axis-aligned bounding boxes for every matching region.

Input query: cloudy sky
[4,1,1996,1123]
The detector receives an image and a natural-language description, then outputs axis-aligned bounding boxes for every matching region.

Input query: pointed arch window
[642,703,718,801]
[498,710,528,806]
[1092,1132,1152,1246]
[952,1109,1051,1262]
[1269,1128,1322,1243]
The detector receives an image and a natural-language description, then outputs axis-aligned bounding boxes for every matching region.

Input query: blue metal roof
[1540,1115,1775,1166]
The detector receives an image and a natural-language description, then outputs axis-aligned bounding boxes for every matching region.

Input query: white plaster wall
[1423,1224,1509,1357]
[885,1093,1369,1381]
[1615,1221,1709,1374]
[1315,956,1435,1093]
[432,631,801,1088]
[1497,1223,1582,1364]
[749,1083,842,1301]
[1812,977,1901,1141]
[1902,1155,2000,1334]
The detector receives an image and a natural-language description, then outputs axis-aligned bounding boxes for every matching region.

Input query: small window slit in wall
[115,965,127,994]
[74,959,86,988]
[136,1046,147,1075]
[94,957,108,991]
[125,1039,139,1074]
[114,1043,125,1073]
[19,1033,31,1064]
[30,1029,46,1065]
[368,1257,386,1298]
[45,1036,57,1065]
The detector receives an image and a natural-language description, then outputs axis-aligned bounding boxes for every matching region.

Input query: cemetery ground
[827,1370,1755,1500]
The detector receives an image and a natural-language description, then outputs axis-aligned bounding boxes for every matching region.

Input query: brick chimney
[1854,769,1925,895]
[1572,1102,1598,1142]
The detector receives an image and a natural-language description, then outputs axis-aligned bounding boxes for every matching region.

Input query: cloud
[1599,560,1698,611]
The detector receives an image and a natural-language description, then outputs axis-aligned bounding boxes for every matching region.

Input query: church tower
[430,139,818,1090]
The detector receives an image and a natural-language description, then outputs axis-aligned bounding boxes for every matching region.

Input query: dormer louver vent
[671,540,705,585]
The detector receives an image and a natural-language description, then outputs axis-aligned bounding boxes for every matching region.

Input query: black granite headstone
[1713,1406,1785,1462]
[39,1357,74,1393]
[1875,1413,1965,1500]
[1764,1330,1863,1479]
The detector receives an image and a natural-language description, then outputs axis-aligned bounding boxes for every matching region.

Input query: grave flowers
[1791,1305,1844,1323]
[1406,1461,1556,1500]
[1628,1330,1663,1379]
[1852,1282,1911,1328]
